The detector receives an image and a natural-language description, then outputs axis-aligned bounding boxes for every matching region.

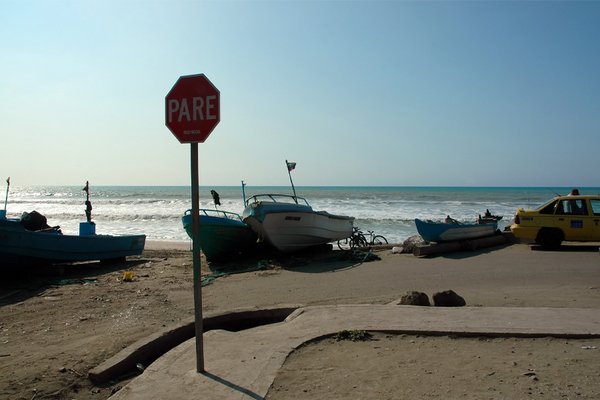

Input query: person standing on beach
[83,181,93,223]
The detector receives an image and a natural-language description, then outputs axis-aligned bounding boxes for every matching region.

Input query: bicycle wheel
[337,237,351,250]
[352,234,369,248]
[371,235,388,246]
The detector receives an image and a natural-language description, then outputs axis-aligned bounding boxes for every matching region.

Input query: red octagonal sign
[165,74,220,143]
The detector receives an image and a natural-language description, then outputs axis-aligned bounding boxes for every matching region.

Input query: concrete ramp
[108,305,600,400]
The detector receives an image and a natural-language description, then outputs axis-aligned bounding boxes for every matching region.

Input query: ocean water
[3,185,599,245]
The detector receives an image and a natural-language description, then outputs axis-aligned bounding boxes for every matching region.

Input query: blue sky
[1,0,599,187]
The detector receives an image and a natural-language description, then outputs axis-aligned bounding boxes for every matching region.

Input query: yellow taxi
[510,190,600,248]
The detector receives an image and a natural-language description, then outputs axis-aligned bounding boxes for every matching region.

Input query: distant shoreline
[7,184,600,190]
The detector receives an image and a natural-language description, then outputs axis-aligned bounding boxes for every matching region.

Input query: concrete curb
[89,305,301,384]
[107,305,600,400]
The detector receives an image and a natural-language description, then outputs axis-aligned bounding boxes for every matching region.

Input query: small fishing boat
[478,209,503,224]
[0,180,145,265]
[182,208,257,262]
[0,212,145,265]
[415,218,498,243]
[242,194,354,252]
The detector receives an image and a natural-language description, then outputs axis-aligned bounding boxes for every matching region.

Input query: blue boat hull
[0,218,145,265]
[415,218,498,243]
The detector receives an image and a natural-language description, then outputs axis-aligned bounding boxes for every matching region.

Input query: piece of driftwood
[413,233,506,257]
[464,234,507,251]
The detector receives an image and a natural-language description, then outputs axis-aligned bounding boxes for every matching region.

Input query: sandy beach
[1,240,600,399]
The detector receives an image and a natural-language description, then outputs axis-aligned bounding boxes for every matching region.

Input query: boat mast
[241,180,246,205]
[3,177,9,212]
[285,160,298,203]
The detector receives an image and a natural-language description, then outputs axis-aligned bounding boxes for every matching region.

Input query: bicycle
[337,227,388,250]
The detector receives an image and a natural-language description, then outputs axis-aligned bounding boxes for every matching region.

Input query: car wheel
[537,228,563,249]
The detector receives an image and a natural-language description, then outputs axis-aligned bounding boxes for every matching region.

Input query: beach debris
[396,235,425,254]
[348,249,380,262]
[333,330,372,342]
[522,370,540,381]
[581,345,597,350]
[200,262,277,287]
[122,271,135,282]
[399,291,431,306]
[413,233,507,257]
[56,278,97,286]
[433,290,466,307]
[201,272,227,287]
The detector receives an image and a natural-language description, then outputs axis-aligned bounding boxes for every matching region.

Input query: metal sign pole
[190,142,205,372]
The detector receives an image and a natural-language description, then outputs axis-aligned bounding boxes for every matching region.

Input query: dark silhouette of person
[83,181,93,223]
[211,190,221,207]
[85,200,92,222]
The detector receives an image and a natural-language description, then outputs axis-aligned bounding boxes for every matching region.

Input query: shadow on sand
[206,244,381,275]
[437,243,514,260]
[530,243,600,252]
[202,371,263,400]
[0,257,147,306]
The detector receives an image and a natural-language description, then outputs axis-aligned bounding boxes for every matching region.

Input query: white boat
[242,194,354,252]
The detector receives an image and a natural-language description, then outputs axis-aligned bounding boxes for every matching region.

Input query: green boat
[182,209,257,262]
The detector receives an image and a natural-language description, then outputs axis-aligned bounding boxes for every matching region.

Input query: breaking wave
[4,185,597,243]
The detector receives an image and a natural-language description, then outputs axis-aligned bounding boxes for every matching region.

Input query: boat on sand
[241,162,354,253]
[182,208,257,262]
[0,180,145,265]
[0,212,145,265]
[242,193,354,252]
[415,218,498,243]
